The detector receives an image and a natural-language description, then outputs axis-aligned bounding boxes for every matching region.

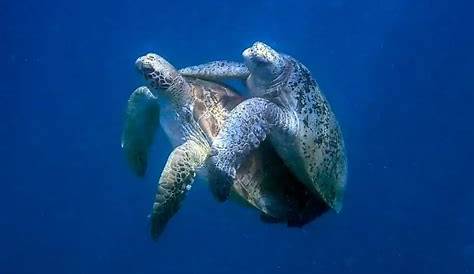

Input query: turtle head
[242,42,286,84]
[135,53,182,90]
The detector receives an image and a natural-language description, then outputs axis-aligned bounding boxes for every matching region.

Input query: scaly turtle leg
[121,86,160,177]
[179,61,250,81]
[208,97,296,201]
[150,140,209,240]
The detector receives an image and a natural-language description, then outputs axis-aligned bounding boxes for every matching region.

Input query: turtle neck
[158,74,194,109]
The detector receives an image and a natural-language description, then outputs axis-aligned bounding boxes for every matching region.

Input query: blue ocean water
[1,0,473,273]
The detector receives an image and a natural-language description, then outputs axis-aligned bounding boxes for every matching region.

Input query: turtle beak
[242,47,253,61]
[135,56,145,70]
[242,47,268,73]
[242,47,257,71]
[136,56,154,74]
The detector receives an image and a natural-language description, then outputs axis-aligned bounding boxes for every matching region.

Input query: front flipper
[150,140,208,240]
[178,61,250,81]
[208,97,292,201]
[121,86,160,177]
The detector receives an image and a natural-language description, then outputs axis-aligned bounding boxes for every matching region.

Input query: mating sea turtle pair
[122,52,328,239]
[180,42,347,211]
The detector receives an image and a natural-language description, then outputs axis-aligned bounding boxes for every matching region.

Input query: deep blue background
[1,0,473,273]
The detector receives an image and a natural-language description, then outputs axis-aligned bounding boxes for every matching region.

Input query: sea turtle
[122,53,327,239]
[179,42,347,211]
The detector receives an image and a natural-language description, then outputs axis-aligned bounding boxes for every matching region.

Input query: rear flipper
[286,192,330,227]
[260,213,283,224]
[121,86,160,177]
[179,61,250,82]
[260,199,330,227]
[150,140,208,240]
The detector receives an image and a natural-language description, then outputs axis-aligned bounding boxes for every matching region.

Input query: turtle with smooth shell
[179,42,347,211]
[122,53,328,239]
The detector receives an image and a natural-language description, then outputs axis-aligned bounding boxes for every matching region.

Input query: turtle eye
[254,57,268,64]
[141,62,154,73]
[250,55,270,66]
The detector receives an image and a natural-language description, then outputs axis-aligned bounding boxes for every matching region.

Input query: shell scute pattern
[190,79,235,140]
[279,56,345,207]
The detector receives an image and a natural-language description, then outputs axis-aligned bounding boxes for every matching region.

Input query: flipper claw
[208,156,233,202]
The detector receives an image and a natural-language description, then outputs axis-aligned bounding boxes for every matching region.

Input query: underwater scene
[1,0,473,273]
